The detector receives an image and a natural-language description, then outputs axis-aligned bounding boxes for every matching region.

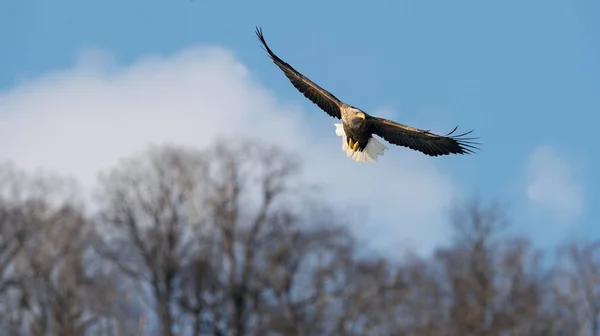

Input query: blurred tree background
[0,140,597,336]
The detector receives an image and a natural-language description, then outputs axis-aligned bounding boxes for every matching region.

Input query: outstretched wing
[367,116,480,157]
[256,26,342,120]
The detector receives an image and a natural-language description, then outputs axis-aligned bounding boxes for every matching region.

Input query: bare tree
[171,140,358,335]
[0,165,28,300]
[16,206,130,336]
[429,200,562,336]
[0,164,133,336]
[197,140,302,336]
[553,240,600,336]
[94,144,207,336]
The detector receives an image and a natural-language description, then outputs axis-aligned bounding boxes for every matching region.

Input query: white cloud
[0,45,459,255]
[525,146,583,222]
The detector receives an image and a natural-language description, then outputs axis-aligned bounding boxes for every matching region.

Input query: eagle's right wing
[256,27,343,120]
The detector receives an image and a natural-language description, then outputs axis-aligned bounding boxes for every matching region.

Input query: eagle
[255,27,479,163]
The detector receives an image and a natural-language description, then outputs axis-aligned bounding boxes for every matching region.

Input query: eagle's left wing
[367,116,479,157]
[256,27,343,120]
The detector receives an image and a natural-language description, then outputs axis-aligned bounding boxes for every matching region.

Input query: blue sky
[2,0,599,253]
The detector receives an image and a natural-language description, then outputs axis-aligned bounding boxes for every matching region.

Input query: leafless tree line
[0,140,598,336]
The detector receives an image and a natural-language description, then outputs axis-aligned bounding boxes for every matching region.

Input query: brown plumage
[255,26,480,161]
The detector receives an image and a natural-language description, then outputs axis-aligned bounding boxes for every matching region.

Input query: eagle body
[336,105,388,162]
[255,27,479,163]
[341,105,370,151]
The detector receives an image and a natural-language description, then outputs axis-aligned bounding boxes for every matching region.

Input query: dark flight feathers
[255,26,480,157]
[255,27,342,119]
[367,116,479,156]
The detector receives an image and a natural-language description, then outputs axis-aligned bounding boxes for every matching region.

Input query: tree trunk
[156,292,173,336]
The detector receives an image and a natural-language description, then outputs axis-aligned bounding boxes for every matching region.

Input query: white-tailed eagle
[255,27,479,163]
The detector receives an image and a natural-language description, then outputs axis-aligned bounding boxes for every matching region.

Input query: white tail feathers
[334,123,388,163]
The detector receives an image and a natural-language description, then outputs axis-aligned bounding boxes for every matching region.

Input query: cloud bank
[525,146,583,222]
[0,45,460,254]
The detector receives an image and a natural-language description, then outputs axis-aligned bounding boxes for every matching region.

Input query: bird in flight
[255,27,479,163]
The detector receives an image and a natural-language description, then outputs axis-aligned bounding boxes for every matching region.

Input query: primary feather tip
[335,123,388,163]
